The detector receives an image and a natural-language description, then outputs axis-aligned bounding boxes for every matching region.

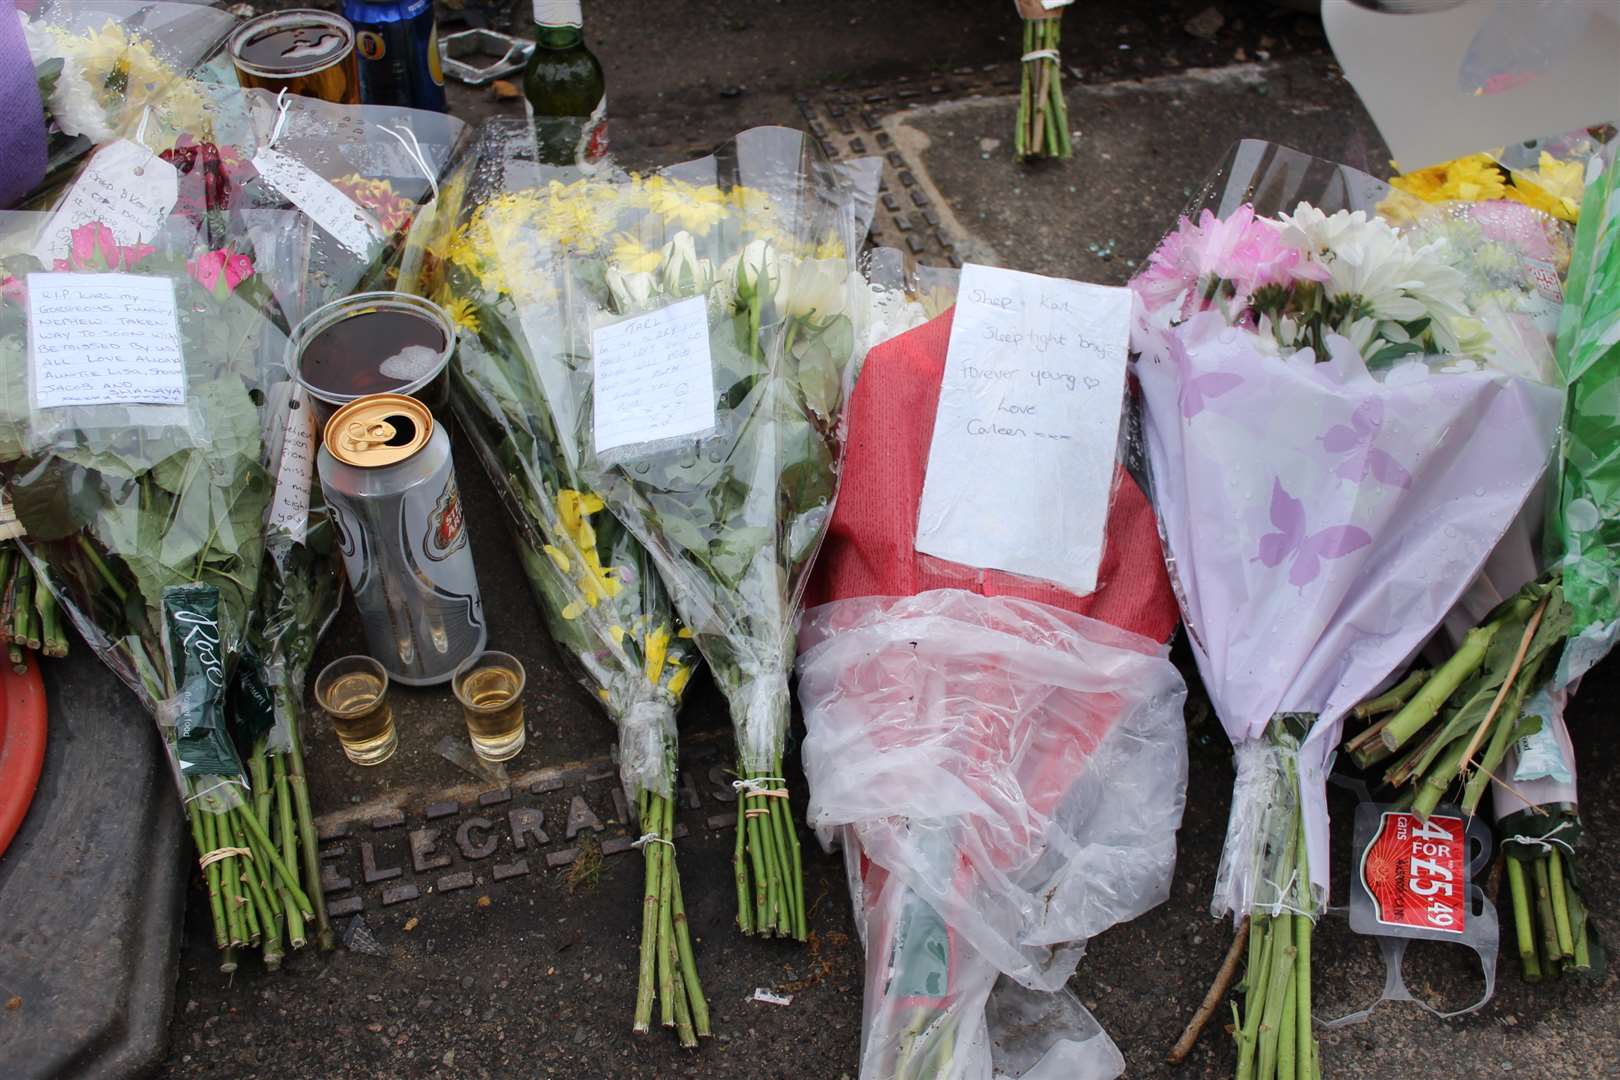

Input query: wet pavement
[138,0,1620,1077]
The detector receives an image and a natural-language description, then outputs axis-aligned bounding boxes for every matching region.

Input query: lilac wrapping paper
[0,0,48,208]
[1136,309,1564,907]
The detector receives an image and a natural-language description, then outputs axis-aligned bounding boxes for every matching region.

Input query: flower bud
[605,267,659,312]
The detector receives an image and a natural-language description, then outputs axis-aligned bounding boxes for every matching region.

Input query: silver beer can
[317,393,486,685]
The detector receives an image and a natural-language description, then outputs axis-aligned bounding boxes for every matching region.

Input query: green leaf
[11,457,112,540]
[793,314,853,425]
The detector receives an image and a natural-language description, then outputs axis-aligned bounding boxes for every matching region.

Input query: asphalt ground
[141,2,1618,1078]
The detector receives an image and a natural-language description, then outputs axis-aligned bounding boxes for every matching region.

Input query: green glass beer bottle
[523,1,607,166]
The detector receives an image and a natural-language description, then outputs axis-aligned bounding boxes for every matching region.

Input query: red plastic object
[0,653,47,859]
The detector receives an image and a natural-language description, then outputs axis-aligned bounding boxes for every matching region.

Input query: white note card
[252,148,384,257]
[591,296,716,454]
[27,272,186,408]
[268,385,318,543]
[914,263,1132,594]
[31,140,178,265]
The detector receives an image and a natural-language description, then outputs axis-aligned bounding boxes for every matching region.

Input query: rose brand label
[1358,810,1467,934]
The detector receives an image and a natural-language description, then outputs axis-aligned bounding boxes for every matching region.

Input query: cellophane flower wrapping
[403,120,698,809]
[0,172,286,817]
[15,0,237,202]
[412,122,868,938]
[797,296,1186,1080]
[1132,140,1567,921]
[799,592,1186,1080]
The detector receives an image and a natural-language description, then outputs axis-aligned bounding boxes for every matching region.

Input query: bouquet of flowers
[1345,145,1618,981]
[0,170,302,973]
[1132,141,1566,1077]
[525,125,866,943]
[797,291,1189,1080]
[10,0,233,206]
[1012,0,1072,161]
[403,122,709,1042]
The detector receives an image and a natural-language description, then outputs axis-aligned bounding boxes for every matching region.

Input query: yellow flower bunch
[635,175,729,233]
[1390,153,1508,204]
[545,489,624,620]
[1504,152,1585,223]
[1388,150,1583,224]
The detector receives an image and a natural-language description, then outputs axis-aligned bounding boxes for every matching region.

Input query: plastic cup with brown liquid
[229,9,361,105]
[451,651,526,763]
[315,655,398,765]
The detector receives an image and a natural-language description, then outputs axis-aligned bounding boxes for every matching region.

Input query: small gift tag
[267,384,318,543]
[27,272,186,408]
[915,263,1131,594]
[31,139,178,265]
[252,147,384,257]
[590,295,716,454]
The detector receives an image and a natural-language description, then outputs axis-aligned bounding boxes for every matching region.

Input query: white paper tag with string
[267,384,318,543]
[252,147,384,257]
[31,140,178,265]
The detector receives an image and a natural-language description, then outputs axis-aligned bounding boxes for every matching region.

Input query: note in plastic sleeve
[591,296,716,454]
[915,263,1131,594]
[27,272,186,409]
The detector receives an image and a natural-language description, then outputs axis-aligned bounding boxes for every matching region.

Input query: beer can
[229,9,362,106]
[317,395,485,685]
[342,0,448,112]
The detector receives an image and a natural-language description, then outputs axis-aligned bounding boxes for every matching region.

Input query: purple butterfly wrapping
[1136,308,1563,915]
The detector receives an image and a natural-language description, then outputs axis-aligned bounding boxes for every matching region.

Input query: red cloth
[806,307,1179,644]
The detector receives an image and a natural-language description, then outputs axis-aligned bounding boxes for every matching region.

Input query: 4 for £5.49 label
[1359,810,1467,934]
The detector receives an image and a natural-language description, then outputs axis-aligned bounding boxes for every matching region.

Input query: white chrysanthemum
[1279,203,1478,355]
[777,256,850,323]
[20,13,116,142]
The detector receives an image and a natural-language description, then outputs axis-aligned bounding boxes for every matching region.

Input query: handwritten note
[252,148,385,257]
[915,263,1132,593]
[27,272,186,408]
[32,140,178,265]
[591,296,716,454]
[268,385,318,542]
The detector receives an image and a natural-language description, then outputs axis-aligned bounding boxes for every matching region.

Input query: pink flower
[51,222,157,272]
[0,275,24,305]
[1467,200,1558,262]
[1132,204,1325,319]
[187,249,255,297]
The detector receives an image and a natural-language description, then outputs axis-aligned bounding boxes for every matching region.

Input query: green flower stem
[232,803,314,918]
[1352,669,1431,720]
[1294,813,1313,1080]
[1277,970,1297,1080]
[285,714,333,950]
[27,567,47,651]
[189,807,228,950]
[1256,918,1296,1080]
[1380,625,1497,752]
[1548,849,1576,959]
[1569,886,1592,972]
[778,754,808,941]
[634,790,660,1034]
[1461,676,1526,815]
[1411,732,1473,820]
[1236,916,1272,1080]
[11,559,31,647]
[657,794,677,1030]
[271,751,305,947]
[248,738,272,833]
[1532,856,1561,975]
[671,856,709,1038]
[733,794,752,935]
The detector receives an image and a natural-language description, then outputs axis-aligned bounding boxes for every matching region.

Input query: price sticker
[1358,810,1467,934]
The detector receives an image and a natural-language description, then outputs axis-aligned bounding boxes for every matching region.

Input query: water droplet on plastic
[1473,486,1486,497]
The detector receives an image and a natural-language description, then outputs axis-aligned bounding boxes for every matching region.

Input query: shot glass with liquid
[452,651,526,763]
[315,655,397,765]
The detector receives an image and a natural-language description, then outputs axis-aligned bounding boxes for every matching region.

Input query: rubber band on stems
[199,845,252,869]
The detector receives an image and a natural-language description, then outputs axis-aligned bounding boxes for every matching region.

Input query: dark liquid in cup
[236,25,347,69]
[299,307,446,398]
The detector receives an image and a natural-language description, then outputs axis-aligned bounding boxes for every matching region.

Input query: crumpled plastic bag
[799,589,1188,1080]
